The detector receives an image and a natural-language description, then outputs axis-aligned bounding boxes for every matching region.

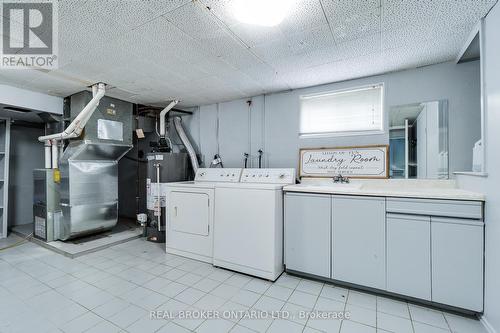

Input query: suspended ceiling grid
[0,0,496,107]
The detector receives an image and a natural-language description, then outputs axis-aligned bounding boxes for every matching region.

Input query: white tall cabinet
[0,119,10,239]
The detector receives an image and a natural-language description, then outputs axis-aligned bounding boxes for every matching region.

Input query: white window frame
[299,83,385,138]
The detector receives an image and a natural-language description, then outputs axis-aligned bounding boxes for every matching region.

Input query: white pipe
[174,116,199,173]
[51,142,59,169]
[38,83,106,142]
[44,141,52,169]
[156,163,161,231]
[159,100,179,137]
[405,119,409,179]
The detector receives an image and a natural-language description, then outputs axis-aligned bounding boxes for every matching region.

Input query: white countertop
[283,179,485,201]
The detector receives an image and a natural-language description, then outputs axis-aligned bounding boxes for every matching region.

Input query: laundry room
[0,1,499,333]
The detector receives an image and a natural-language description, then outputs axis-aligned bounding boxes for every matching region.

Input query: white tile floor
[0,237,487,333]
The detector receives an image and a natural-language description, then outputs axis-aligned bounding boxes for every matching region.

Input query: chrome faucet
[333,174,350,184]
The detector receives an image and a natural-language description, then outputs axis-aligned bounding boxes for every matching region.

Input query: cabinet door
[169,191,210,236]
[332,196,386,289]
[387,214,431,300]
[284,193,331,278]
[431,217,484,311]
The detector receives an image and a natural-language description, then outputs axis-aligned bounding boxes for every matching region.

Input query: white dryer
[164,168,242,263]
[213,168,296,281]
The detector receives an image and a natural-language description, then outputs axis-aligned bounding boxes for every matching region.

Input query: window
[299,84,384,137]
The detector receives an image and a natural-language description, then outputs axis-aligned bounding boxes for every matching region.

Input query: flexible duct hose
[173,116,199,173]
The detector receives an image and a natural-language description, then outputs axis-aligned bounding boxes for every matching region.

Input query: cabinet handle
[174,206,178,217]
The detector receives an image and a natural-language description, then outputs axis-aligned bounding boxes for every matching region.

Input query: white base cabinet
[284,193,330,278]
[284,193,484,313]
[387,214,431,300]
[332,196,386,290]
[431,217,484,312]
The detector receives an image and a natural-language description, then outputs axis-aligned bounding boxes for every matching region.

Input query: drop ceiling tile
[55,60,105,84]
[198,0,242,27]
[321,0,381,21]
[201,0,327,35]
[267,52,332,73]
[164,1,224,40]
[283,53,385,89]
[217,70,264,95]
[239,63,291,92]
[104,87,142,101]
[56,1,130,65]
[58,0,128,40]
[381,23,470,51]
[191,57,238,77]
[227,23,287,47]
[28,73,86,96]
[197,30,264,70]
[336,33,382,58]
[286,24,335,54]
[57,47,138,84]
[252,38,299,63]
[84,0,160,30]
[381,0,496,32]
[381,0,441,31]
[0,68,49,84]
[95,66,148,88]
[187,76,251,102]
[279,0,328,35]
[141,0,191,16]
[381,32,466,71]
[329,7,381,43]
[111,29,183,67]
[129,16,208,64]
[268,32,380,72]
[260,29,381,72]
[177,95,213,107]
[0,0,495,106]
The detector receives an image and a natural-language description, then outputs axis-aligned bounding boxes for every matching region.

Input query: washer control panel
[195,168,243,182]
[241,168,296,184]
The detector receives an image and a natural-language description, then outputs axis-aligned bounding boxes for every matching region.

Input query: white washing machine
[213,168,296,281]
[164,168,242,263]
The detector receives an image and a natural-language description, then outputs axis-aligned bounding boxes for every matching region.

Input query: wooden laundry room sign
[299,145,389,178]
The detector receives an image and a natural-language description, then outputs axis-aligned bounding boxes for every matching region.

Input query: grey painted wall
[8,125,44,226]
[456,2,500,331]
[189,61,481,175]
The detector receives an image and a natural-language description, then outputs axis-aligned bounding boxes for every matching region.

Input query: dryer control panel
[195,168,243,182]
[241,168,296,184]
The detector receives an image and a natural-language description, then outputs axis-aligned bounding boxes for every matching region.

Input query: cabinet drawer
[386,198,482,219]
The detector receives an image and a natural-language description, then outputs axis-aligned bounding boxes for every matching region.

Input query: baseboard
[481,315,498,333]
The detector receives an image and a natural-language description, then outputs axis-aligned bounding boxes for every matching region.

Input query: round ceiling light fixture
[232,0,293,27]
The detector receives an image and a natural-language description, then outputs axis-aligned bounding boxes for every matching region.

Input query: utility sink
[329,182,363,189]
[310,182,363,190]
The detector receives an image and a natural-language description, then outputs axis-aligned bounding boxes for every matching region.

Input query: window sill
[453,171,488,177]
[299,130,385,139]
